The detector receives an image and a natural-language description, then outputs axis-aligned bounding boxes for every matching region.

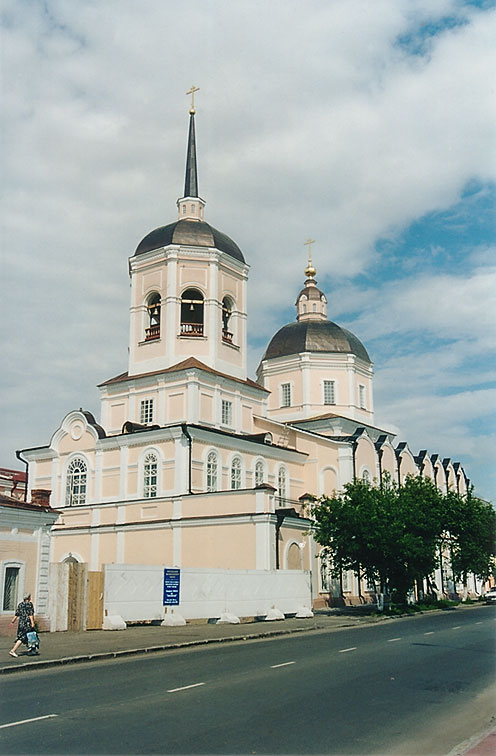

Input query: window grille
[281,383,291,407]
[66,458,87,506]
[324,380,336,405]
[277,466,287,499]
[207,452,218,492]
[221,400,233,426]
[144,452,158,498]
[255,460,264,486]
[3,567,19,611]
[140,399,154,424]
[231,457,241,490]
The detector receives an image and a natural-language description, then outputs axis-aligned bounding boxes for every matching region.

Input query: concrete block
[217,613,240,624]
[161,609,186,626]
[102,615,127,630]
[295,606,314,618]
[265,607,285,621]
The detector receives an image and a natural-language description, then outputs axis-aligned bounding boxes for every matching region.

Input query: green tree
[309,475,445,604]
[444,488,496,592]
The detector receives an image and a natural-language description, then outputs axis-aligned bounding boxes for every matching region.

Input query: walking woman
[9,593,35,657]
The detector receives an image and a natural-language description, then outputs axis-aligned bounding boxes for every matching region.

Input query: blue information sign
[163,568,180,606]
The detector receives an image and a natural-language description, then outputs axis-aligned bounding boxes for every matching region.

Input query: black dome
[135,219,245,263]
[263,320,371,363]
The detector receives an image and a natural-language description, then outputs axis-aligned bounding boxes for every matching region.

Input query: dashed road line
[388,638,401,642]
[452,626,461,630]
[167,683,205,693]
[424,631,434,635]
[271,661,296,668]
[0,714,58,730]
[339,647,357,653]
[475,621,482,625]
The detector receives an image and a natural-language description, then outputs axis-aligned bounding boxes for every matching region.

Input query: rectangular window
[323,380,336,405]
[3,567,19,611]
[342,570,350,592]
[281,383,291,407]
[140,399,154,424]
[359,385,366,409]
[221,400,233,426]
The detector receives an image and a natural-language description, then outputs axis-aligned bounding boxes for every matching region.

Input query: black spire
[184,112,199,198]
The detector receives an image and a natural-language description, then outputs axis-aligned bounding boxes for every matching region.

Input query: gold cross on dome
[304,237,316,264]
[186,85,200,114]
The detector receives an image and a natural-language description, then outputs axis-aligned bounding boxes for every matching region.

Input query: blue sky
[1,0,495,500]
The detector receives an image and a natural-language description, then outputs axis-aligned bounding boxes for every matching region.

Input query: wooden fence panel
[67,562,87,631]
[87,571,104,630]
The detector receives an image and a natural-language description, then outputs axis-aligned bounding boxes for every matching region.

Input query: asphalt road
[1,606,494,755]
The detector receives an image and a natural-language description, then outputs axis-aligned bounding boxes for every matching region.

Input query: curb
[0,624,321,675]
[1,603,486,675]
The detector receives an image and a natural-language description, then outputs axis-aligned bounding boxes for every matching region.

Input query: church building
[20,95,470,614]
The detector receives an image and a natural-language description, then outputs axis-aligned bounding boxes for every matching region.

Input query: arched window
[206,451,218,492]
[181,288,204,336]
[231,457,242,490]
[362,469,371,483]
[145,293,161,341]
[144,452,158,498]
[66,458,87,506]
[277,466,287,501]
[222,297,234,344]
[254,460,264,486]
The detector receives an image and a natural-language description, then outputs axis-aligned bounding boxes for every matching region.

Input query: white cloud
[1,0,495,499]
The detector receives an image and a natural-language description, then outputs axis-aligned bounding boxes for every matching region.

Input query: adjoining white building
[19,103,471,615]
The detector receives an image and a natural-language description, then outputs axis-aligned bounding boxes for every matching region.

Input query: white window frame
[342,569,351,592]
[319,553,333,593]
[277,465,288,501]
[254,459,265,487]
[65,455,88,507]
[281,383,291,408]
[206,450,219,493]
[143,451,158,498]
[140,398,154,424]
[230,456,242,490]
[323,379,336,405]
[221,399,233,427]
[1,560,25,614]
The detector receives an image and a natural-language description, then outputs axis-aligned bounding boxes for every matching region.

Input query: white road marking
[271,661,296,668]
[167,683,205,693]
[452,626,461,630]
[424,631,434,635]
[388,638,401,642]
[475,622,482,625]
[339,647,357,653]
[0,714,58,730]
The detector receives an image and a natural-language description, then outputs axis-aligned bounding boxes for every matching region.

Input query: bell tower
[127,90,249,381]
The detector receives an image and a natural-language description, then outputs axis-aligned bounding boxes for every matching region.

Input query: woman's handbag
[26,630,40,654]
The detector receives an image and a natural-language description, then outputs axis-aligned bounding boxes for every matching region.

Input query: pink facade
[19,105,472,614]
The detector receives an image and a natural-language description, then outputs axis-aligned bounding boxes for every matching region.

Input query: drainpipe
[352,441,357,480]
[181,424,193,495]
[377,448,383,488]
[275,511,285,569]
[15,449,28,502]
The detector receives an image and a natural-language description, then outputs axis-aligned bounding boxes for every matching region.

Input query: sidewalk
[0,611,372,674]
[1,603,484,675]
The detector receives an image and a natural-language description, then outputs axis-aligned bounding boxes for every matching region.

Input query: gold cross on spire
[186,85,200,114]
[304,238,317,279]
